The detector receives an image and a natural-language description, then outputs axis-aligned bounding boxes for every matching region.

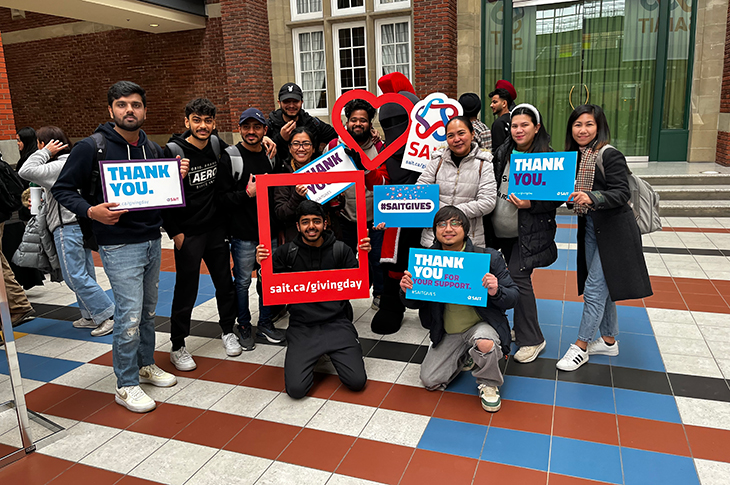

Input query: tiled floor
[2,217,730,484]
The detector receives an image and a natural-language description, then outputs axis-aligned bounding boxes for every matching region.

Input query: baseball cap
[238,108,266,125]
[279,82,303,101]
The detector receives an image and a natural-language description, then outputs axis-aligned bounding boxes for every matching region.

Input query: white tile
[266,350,286,368]
[306,400,376,437]
[650,321,704,340]
[395,363,425,388]
[353,320,384,341]
[692,311,730,327]
[257,393,325,427]
[13,334,55,352]
[675,397,730,430]
[380,326,429,345]
[707,340,730,359]
[130,439,218,485]
[192,339,229,360]
[661,354,723,378]
[698,325,730,342]
[80,430,168,474]
[703,270,730,280]
[695,459,730,485]
[360,408,430,447]
[210,386,279,418]
[667,267,707,279]
[50,363,113,389]
[655,336,713,358]
[328,475,387,485]
[55,341,113,362]
[23,337,86,358]
[142,376,195,402]
[38,421,120,462]
[191,305,219,322]
[363,358,407,383]
[646,308,695,324]
[255,461,331,485]
[0,378,44,404]
[186,449,271,485]
[227,344,284,365]
[166,380,234,410]
[716,359,730,379]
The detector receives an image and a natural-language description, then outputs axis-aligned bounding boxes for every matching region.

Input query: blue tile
[550,436,622,484]
[500,376,555,406]
[610,333,664,372]
[537,299,563,326]
[418,418,488,459]
[0,351,83,382]
[614,388,681,423]
[555,381,615,414]
[546,249,570,271]
[617,306,653,336]
[481,427,550,471]
[556,215,576,224]
[622,448,699,485]
[555,227,574,244]
[561,301,584,327]
[445,370,479,395]
[538,324,562,360]
[193,294,216,307]
[15,317,114,344]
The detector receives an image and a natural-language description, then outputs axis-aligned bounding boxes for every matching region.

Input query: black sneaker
[238,325,256,351]
[256,321,286,344]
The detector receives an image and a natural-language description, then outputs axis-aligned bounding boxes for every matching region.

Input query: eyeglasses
[291,141,312,149]
[436,220,463,229]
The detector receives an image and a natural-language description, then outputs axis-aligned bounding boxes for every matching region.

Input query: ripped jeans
[99,239,161,388]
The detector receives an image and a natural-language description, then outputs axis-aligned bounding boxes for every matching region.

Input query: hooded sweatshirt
[52,122,164,246]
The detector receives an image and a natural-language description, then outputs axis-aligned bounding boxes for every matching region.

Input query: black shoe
[11,309,36,327]
[256,321,286,344]
[238,325,256,351]
[370,308,404,335]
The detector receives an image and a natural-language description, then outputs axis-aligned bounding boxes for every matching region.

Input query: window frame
[292,25,329,117]
[332,21,369,96]
[290,0,323,22]
[373,0,411,13]
[331,0,366,17]
[374,16,413,91]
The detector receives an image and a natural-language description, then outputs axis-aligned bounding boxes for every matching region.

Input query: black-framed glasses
[291,141,313,149]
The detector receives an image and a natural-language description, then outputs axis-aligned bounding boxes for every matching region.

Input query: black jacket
[273,163,307,243]
[272,230,358,326]
[267,108,338,161]
[491,113,511,151]
[577,147,652,301]
[400,238,519,356]
[162,132,226,238]
[52,122,163,246]
[484,140,562,271]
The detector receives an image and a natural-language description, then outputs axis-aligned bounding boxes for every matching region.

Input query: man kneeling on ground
[400,206,518,412]
[256,200,371,398]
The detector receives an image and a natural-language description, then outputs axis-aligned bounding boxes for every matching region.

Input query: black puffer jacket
[484,140,562,272]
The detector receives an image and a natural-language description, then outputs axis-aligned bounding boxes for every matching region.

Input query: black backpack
[0,157,25,223]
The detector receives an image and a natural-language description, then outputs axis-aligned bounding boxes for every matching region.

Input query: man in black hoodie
[52,81,183,413]
[256,200,371,399]
[162,98,241,371]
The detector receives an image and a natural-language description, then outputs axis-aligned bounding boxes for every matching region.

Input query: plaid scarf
[573,144,598,216]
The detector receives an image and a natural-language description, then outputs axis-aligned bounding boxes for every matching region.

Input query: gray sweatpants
[420,322,504,390]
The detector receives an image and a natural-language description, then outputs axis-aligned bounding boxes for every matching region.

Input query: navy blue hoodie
[52,122,164,246]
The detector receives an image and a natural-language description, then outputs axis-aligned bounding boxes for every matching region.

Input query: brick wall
[717,5,730,166]
[0,32,16,141]
[0,10,75,33]
[413,0,458,98]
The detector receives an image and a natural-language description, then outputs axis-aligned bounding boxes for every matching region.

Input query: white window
[292,27,328,115]
[374,0,410,12]
[332,0,365,17]
[290,0,322,21]
[375,17,412,82]
[333,23,368,94]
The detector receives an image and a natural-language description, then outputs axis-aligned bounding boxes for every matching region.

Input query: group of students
[2,74,651,415]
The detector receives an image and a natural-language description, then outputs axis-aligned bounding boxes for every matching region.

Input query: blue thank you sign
[507,151,577,201]
[374,184,439,228]
[407,248,490,307]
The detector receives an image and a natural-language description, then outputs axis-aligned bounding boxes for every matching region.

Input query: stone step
[640,173,730,186]
[653,185,730,200]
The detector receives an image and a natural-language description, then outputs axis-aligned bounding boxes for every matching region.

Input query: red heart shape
[332,89,414,171]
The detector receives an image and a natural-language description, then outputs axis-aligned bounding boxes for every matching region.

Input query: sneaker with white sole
[170,346,197,371]
[556,344,589,371]
[462,355,476,371]
[257,321,286,344]
[238,326,256,351]
[478,384,501,412]
[587,338,619,356]
[513,340,547,363]
[90,318,114,337]
[73,317,97,329]
[115,385,156,413]
[139,364,177,387]
[222,333,242,356]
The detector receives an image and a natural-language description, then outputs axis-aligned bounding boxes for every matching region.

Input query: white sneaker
[557,344,589,371]
[587,338,619,356]
[478,384,501,412]
[90,318,114,337]
[73,317,97,329]
[222,333,242,357]
[513,340,547,363]
[139,364,177,387]
[115,385,156,413]
[170,346,197,371]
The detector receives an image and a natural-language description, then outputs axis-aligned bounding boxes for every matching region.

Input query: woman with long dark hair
[16,127,37,173]
[556,105,652,371]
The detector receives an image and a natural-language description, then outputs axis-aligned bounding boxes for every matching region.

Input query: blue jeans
[99,239,160,388]
[53,224,114,324]
[577,216,618,342]
[231,238,277,329]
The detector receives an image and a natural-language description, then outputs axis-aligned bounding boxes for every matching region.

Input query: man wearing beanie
[458,93,492,151]
[489,80,517,150]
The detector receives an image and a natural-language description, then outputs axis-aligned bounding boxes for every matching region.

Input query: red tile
[548,473,614,484]
[152,351,221,380]
[400,449,478,485]
[553,407,618,446]
[0,443,18,456]
[89,351,113,367]
[198,360,260,386]
[84,400,146,429]
[44,389,115,421]
[279,428,356,472]
[224,418,299,460]
[490,400,553,436]
[308,373,342,399]
[336,438,413,485]
[25,384,80,413]
[433,391,492,426]
[49,463,122,484]
[174,410,251,449]
[331,379,392,407]
[474,461,547,484]
[127,402,204,439]
[617,415,690,456]
[0,453,71,484]
[380,384,441,416]
[242,365,286,392]
[648,278,679,293]
[675,278,718,294]
[685,425,730,463]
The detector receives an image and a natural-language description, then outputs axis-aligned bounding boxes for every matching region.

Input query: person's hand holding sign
[508,194,531,209]
[179,158,190,178]
[373,222,386,231]
[359,237,371,253]
[246,174,257,198]
[295,184,308,197]
[400,270,413,293]
[568,191,592,206]
[255,244,269,265]
[87,202,127,225]
[482,273,499,296]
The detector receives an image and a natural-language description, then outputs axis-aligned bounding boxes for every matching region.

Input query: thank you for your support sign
[100,158,185,210]
[507,151,577,201]
[374,185,439,228]
[407,248,490,306]
[294,143,358,204]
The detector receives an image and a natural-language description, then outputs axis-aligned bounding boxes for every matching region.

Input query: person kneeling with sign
[400,206,518,412]
[256,200,371,399]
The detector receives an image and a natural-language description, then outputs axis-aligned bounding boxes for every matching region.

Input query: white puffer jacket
[417,143,496,247]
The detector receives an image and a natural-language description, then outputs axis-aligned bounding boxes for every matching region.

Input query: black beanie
[458,93,482,118]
